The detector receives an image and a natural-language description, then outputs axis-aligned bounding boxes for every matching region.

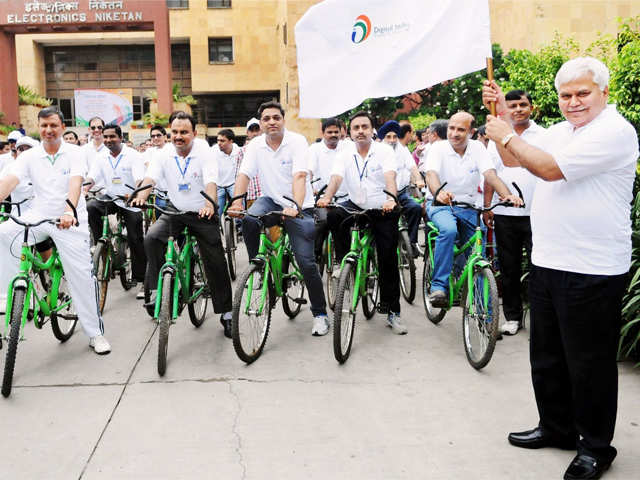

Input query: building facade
[11,0,640,142]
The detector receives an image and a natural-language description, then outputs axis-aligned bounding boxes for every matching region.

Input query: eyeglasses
[89,125,103,131]
[17,145,32,152]
[150,133,163,138]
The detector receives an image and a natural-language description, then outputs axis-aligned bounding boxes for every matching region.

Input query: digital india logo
[351,14,371,44]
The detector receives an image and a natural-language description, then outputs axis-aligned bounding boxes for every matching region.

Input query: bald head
[447,111,475,153]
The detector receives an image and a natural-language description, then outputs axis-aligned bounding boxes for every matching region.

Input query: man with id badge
[228,101,330,337]
[317,111,407,335]
[85,124,147,291]
[130,112,233,338]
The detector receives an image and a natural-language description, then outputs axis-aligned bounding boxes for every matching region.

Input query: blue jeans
[242,196,327,316]
[217,184,234,216]
[427,204,484,292]
[398,189,422,244]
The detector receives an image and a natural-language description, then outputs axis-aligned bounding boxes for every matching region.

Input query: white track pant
[0,210,104,338]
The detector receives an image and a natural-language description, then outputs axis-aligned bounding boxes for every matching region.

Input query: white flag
[295,0,492,118]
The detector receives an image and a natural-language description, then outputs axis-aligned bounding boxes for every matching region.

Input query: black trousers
[493,214,532,323]
[314,207,329,259]
[529,265,626,463]
[328,200,401,313]
[144,212,232,314]
[87,199,147,282]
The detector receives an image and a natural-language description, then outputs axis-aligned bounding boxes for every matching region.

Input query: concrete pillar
[0,31,19,125]
[153,8,173,115]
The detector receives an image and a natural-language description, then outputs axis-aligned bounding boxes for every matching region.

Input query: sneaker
[89,335,111,355]
[144,290,157,309]
[411,243,421,259]
[428,290,448,308]
[136,286,145,300]
[311,315,330,336]
[0,298,6,315]
[331,268,340,280]
[387,312,408,335]
[500,320,520,336]
[220,312,232,339]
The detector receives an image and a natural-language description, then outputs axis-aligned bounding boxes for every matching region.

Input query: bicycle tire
[362,248,379,319]
[461,265,500,370]
[281,255,305,319]
[224,217,237,281]
[422,257,446,324]
[187,252,209,327]
[231,263,271,364]
[92,241,109,314]
[117,237,134,291]
[2,288,25,397]
[333,262,356,364]
[51,274,78,342]
[325,234,338,310]
[398,231,416,304]
[144,287,155,318]
[157,272,173,376]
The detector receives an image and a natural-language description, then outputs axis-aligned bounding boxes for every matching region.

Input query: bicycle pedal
[290,297,307,305]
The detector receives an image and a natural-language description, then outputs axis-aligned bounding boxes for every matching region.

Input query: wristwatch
[501,132,516,147]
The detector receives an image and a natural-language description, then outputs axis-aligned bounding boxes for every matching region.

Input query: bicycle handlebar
[0,197,32,207]
[432,181,525,211]
[0,199,78,228]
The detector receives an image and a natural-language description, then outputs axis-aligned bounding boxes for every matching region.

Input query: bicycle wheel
[422,257,446,324]
[224,217,237,281]
[362,248,379,319]
[282,255,305,319]
[187,252,209,327]
[461,265,500,370]
[398,231,416,303]
[51,274,78,342]
[157,272,173,376]
[92,241,109,314]
[333,262,356,363]
[231,263,271,364]
[117,237,134,291]
[325,234,338,310]
[2,288,26,397]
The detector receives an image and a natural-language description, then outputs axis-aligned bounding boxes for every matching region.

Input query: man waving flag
[295,0,492,118]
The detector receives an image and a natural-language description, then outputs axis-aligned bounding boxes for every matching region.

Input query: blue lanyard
[174,155,192,179]
[108,152,123,171]
[353,154,368,182]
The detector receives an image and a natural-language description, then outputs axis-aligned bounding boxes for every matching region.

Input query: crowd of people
[0,56,638,480]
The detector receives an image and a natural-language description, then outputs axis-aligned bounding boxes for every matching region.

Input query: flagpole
[486,57,496,116]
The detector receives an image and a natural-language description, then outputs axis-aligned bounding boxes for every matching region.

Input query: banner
[295,0,492,118]
[74,88,134,126]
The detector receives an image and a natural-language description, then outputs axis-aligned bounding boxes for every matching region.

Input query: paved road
[1,253,639,480]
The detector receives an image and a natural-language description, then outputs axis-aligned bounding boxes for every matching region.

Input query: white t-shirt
[307,140,348,197]
[214,143,242,187]
[531,104,638,275]
[89,144,146,211]
[0,155,33,211]
[10,141,88,221]
[424,139,494,204]
[488,121,547,216]
[144,145,171,192]
[239,129,313,210]
[332,140,396,210]
[147,141,219,213]
[394,143,415,190]
[0,152,13,172]
[83,141,107,177]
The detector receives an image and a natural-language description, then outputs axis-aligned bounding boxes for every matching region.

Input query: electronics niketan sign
[6,1,144,25]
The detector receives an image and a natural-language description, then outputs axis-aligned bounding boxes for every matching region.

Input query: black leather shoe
[508,427,576,450]
[220,316,232,339]
[564,454,611,479]
[428,290,448,308]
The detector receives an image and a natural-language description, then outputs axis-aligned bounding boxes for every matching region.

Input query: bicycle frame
[342,226,375,312]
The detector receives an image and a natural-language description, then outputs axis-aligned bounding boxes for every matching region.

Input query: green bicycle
[230,194,308,364]
[1,201,79,397]
[331,196,399,364]
[132,186,211,376]
[422,182,523,369]
[221,191,239,281]
[87,189,136,313]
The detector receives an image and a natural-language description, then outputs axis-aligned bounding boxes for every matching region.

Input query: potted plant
[145,83,197,115]
[18,85,53,134]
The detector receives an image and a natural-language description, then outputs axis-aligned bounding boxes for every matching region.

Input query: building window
[208,38,233,63]
[166,0,188,8]
[193,91,279,128]
[207,0,231,7]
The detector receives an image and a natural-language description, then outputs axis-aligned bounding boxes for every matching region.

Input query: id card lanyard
[109,152,124,183]
[175,155,192,191]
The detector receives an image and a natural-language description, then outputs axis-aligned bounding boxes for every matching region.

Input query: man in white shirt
[318,111,406,334]
[378,120,425,257]
[482,90,546,336]
[307,118,346,264]
[214,129,242,216]
[229,101,329,336]
[424,111,522,307]
[484,57,638,480]
[0,107,110,354]
[83,117,107,175]
[85,124,147,291]
[130,112,233,338]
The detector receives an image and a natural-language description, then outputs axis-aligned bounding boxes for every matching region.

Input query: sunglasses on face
[90,125,103,131]
[17,145,31,152]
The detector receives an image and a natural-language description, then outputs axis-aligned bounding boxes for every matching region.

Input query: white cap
[7,130,24,142]
[246,118,260,129]
[16,136,39,149]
